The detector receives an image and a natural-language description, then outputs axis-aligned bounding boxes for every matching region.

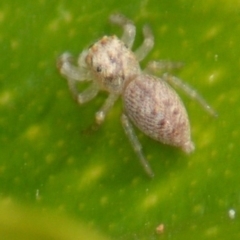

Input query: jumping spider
[57,14,216,178]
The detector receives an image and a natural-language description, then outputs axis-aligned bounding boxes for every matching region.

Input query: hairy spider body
[57,14,215,177]
[86,36,141,94]
[123,74,193,153]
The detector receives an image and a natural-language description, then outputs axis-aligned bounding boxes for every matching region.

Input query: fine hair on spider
[57,14,216,178]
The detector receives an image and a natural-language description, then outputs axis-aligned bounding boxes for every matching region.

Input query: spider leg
[58,52,99,104]
[109,14,136,49]
[134,24,154,61]
[96,93,119,124]
[162,73,218,117]
[57,52,90,81]
[146,60,184,72]
[121,113,154,178]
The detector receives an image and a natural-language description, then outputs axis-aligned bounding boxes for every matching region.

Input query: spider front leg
[57,52,89,81]
[57,52,99,104]
[76,83,99,104]
[109,14,136,48]
[96,93,119,124]
[121,113,154,178]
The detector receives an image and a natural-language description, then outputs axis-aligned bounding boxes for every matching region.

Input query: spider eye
[96,66,102,72]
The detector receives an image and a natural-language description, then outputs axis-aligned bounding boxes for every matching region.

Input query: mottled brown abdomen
[123,74,194,153]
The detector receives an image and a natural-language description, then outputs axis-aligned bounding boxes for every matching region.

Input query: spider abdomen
[123,74,195,153]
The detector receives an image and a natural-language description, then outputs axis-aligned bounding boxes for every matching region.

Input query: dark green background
[1,0,239,239]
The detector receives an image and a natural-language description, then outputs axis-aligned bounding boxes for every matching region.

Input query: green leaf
[1,0,239,239]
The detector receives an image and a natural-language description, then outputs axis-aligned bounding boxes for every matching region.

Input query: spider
[57,14,216,178]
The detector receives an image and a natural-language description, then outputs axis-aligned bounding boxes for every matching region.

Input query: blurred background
[0,0,239,239]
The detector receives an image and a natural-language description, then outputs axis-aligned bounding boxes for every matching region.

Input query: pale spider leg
[109,14,136,48]
[146,60,184,72]
[162,73,218,117]
[121,114,154,178]
[58,52,98,104]
[66,78,99,104]
[57,52,90,81]
[134,25,154,61]
[77,83,99,104]
[96,93,119,124]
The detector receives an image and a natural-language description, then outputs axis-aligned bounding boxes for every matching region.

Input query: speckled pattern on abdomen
[123,74,192,152]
